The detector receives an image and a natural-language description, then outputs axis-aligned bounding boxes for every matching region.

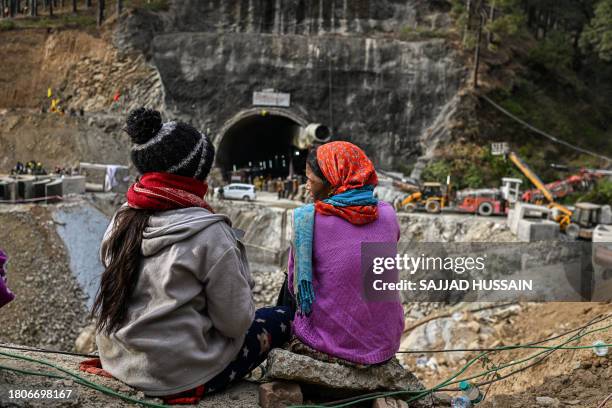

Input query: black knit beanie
[125,108,215,181]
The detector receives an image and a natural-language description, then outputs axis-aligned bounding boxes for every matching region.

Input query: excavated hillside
[0,25,162,172]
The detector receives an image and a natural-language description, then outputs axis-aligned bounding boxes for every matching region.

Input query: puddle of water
[52,204,110,310]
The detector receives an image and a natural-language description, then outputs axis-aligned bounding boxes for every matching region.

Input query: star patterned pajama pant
[202,306,292,394]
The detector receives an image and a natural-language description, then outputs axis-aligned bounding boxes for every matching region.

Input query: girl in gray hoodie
[92,108,291,403]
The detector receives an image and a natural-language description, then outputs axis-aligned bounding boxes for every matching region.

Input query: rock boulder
[265,349,424,393]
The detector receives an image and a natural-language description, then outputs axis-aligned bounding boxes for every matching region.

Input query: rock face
[397,212,518,243]
[211,199,518,306]
[214,200,292,265]
[214,200,517,266]
[265,348,424,393]
[116,0,465,170]
[167,0,422,35]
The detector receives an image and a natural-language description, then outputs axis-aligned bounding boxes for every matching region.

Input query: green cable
[397,322,612,407]
[518,344,611,350]
[400,322,612,407]
[0,363,115,398]
[0,363,67,380]
[0,351,171,408]
[289,322,611,408]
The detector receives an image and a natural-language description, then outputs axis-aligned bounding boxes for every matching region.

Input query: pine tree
[580,0,612,61]
[97,0,104,26]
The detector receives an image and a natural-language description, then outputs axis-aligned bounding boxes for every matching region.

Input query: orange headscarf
[314,141,379,225]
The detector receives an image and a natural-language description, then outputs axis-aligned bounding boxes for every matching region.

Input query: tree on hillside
[48,0,52,16]
[580,0,612,61]
[97,0,104,26]
[85,0,91,8]
[30,0,37,16]
[71,0,76,13]
[117,0,122,16]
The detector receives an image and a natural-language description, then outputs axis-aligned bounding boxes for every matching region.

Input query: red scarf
[314,141,378,224]
[127,172,214,213]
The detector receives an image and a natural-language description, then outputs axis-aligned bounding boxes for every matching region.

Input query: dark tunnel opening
[216,114,308,182]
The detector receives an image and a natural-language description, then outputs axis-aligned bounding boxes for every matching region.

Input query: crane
[507,152,575,232]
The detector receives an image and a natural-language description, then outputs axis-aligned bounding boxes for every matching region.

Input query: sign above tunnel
[252,91,291,107]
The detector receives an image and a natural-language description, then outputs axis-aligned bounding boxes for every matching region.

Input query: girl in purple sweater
[287,141,404,365]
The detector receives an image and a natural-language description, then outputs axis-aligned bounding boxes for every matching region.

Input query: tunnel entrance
[216,112,309,182]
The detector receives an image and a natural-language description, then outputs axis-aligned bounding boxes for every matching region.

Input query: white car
[215,183,256,201]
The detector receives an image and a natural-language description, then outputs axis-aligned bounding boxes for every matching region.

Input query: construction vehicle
[508,151,612,239]
[456,178,522,216]
[395,178,451,214]
[569,203,612,240]
[508,151,576,234]
[522,168,605,204]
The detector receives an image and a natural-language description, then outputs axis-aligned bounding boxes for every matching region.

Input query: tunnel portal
[216,113,309,182]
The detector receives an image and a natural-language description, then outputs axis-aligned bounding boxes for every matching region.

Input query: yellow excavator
[395,179,451,214]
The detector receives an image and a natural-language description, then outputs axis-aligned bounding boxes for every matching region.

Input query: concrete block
[509,203,550,236]
[110,168,131,193]
[45,179,64,198]
[507,209,518,235]
[517,219,559,242]
[0,179,17,201]
[62,176,86,195]
[32,179,52,198]
[600,205,611,225]
[17,178,35,200]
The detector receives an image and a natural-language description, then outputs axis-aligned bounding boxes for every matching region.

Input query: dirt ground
[0,111,132,172]
[0,303,609,408]
[0,205,89,351]
[0,345,262,407]
[0,27,161,113]
[0,29,106,110]
[0,24,163,173]
[404,302,611,407]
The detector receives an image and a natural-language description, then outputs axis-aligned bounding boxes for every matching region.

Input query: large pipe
[292,123,331,149]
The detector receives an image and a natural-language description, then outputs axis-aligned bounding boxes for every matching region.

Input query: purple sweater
[288,201,404,364]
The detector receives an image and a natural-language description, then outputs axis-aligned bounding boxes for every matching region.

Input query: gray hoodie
[96,207,255,396]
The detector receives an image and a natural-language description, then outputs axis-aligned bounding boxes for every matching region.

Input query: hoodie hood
[142,207,231,257]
